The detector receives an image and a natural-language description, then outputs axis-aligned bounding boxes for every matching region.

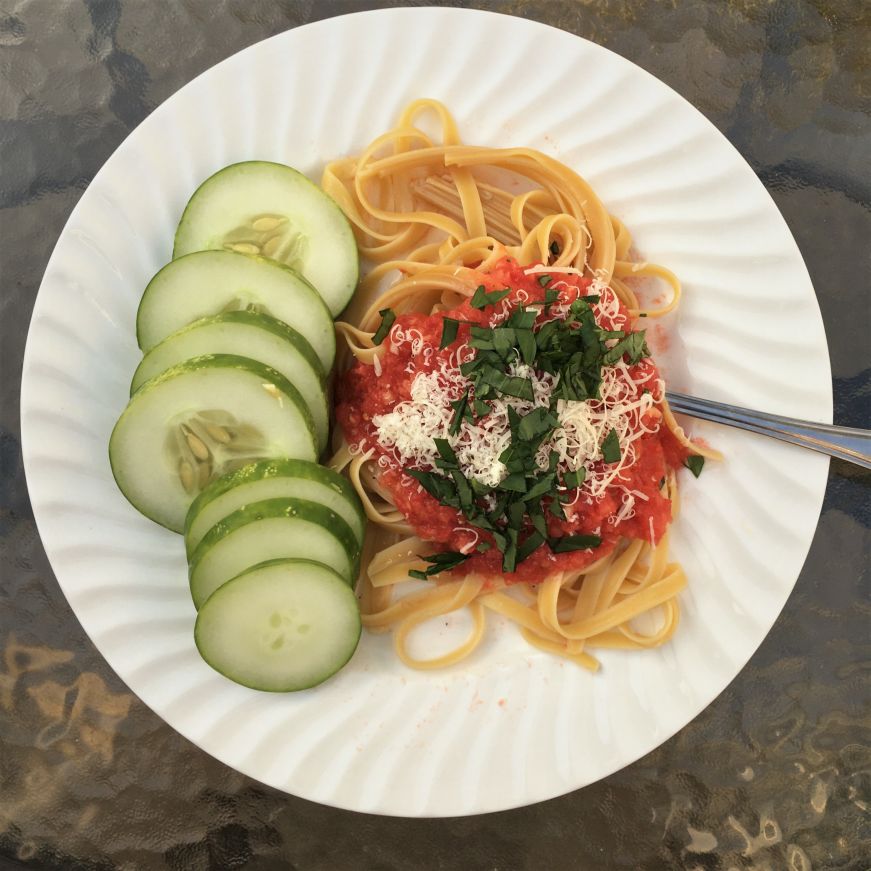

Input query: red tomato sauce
[336,258,692,585]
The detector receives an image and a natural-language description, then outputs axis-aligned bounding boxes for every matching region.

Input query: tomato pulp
[336,258,690,584]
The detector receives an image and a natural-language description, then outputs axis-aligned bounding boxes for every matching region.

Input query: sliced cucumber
[136,250,335,371]
[109,355,317,533]
[184,458,365,559]
[173,161,358,317]
[188,498,361,609]
[130,311,329,452]
[195,558,361,692]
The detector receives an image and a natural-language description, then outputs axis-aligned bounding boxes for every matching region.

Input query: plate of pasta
[20,7,831,816]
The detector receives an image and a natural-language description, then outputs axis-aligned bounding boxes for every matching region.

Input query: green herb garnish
[470,285,511,310]
[563,468,586,489]
[601,429,621,463]
[409,551,471,580]
[439,317,460,349]
[550,534,602,553]
[685,455,705,478]
[372,308,396,345]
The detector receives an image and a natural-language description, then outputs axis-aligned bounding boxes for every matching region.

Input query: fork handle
[665,391,871,470]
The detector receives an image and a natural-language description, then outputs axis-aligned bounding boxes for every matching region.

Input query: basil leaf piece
[537,274,552,287]
[449,391,470,435]
[459,358,483,378]
[469,324,495,351]
[522,473,556,503]
[502,528,519,573]
[601,429,621,463]
[499,473,528,493]
[517,530,546,564]
[563,468,586,489]
[517,329,537,364]
[531,512,549,539]
[451,470,474,511]
[422,551,470,571]
[439,317,460,349]
[518,407,557,441]
[470,285,511,309]
[473,399,490,418]
[406,469,457,507]
[550,534,602,553]
[409,551,471,580]
[433,438,457,466]
[478,365,534,400]
[685,455,705,478]
[507,500,525,528]
[602,330,648,366]
[492,327,516,360]
[468,476,490,497]
[372,308,396,345]
[508,308,537,330]
[476,540,492,553]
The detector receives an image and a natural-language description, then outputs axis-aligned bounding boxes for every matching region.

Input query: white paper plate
[20,8,831,817]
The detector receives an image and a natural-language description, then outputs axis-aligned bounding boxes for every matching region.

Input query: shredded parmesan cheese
[373,284,660,513]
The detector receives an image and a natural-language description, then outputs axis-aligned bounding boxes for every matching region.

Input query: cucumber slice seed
[130,311,329,452]
[195,559,361,692]
[184,458,365,558]
[173,161,359,317]
[109,355,317,532]
[188,497,362,609]
[136,250,335,371]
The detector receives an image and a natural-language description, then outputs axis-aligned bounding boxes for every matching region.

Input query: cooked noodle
[323,99,720,671]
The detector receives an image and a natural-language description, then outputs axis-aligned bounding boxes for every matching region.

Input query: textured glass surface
[1,1,868,868]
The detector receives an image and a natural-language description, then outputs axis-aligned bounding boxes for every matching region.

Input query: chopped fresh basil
[449,390,471,435]
[492,327,516,360]
[439,317,460,349]
[478,365,534,400]
[451,470,474,512]
[685,455,705,478]
[409,551,471,580]
[517,530,546,563]
[499,472,528,493]
[601,429,621,464]
[563,468,586,489]
[518,407,558,441]
[372,308,396,345]
[433,438,457,466]
[531,512,549,539]
[602,330,649,366]
[550,534,602,553]
[406,469,458,506]
[502,527,519,573]
[470,285,511,309]
[522,473,556,503]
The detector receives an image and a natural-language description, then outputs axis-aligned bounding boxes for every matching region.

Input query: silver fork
[666,392,871,470]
